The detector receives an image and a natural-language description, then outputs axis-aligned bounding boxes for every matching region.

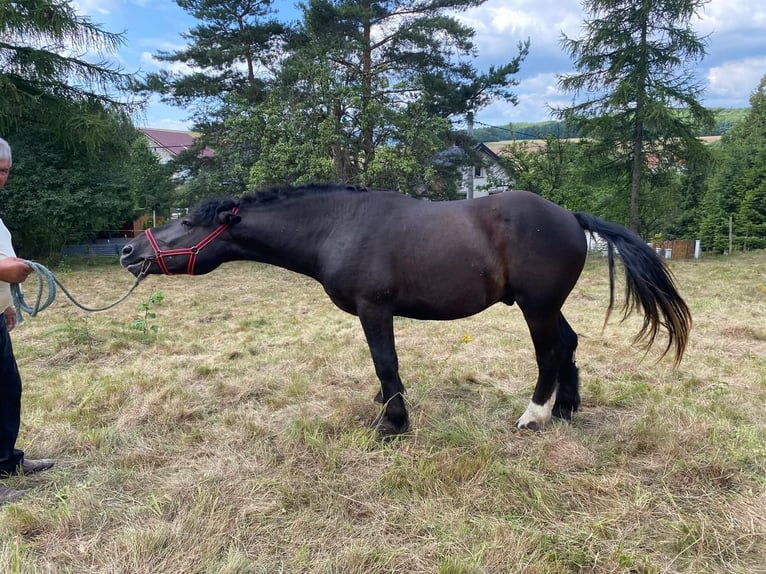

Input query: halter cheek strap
[145,207,240,275]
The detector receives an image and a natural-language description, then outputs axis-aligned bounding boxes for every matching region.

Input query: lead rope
[10,260,147,324]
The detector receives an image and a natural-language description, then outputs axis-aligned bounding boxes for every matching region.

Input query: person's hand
[0,257,32,283]
[3,306,16,331]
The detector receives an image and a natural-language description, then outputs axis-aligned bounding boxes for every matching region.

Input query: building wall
[460,159,511,198]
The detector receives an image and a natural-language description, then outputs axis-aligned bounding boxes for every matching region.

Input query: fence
[649,240,698,260]
[586,234,700,260]
[62,240,129,257]
[65,235,704,260]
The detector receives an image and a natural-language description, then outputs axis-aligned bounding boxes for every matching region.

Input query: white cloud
[132,96,192,130]
[697,0,766,35]
[475,72,570,125]
[145,116,193,131]
[139,50,194,75]
[706,57,766,100]
[457,0,582,58]
[71,0,119,18]
[70,0,763,129]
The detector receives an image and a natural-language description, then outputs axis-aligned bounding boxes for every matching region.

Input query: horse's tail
[573,212,691,365]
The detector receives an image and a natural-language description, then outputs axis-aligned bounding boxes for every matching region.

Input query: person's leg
[0,313,24,476]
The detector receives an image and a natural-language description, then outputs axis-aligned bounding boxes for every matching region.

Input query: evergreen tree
[699,76,766,251]
[126,138,177,221]
[557,0,713,233]
[141,0,285,124]
[274,0,528,185]
[0,0,137,148]
[136,0,286,195]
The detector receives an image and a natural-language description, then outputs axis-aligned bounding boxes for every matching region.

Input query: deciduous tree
[1,118,137,257]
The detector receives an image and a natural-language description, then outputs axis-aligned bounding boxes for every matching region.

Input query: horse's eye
[181,220,193,229]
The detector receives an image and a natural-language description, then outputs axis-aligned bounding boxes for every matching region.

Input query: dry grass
[1,250,764,573]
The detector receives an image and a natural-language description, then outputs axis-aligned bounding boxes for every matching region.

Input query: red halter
[144,207,239,275]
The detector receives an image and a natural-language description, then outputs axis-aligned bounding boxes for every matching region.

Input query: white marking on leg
[516,389,557,429]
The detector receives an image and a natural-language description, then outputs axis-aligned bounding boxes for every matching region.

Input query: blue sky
[73,0,766,132]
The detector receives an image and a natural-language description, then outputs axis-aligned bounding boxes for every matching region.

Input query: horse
[119,184,691,435]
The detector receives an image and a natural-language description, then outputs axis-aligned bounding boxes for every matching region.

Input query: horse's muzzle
[119,243,148,277]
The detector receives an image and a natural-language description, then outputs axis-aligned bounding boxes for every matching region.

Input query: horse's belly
[393,285,503,320]
[395,304,488,321]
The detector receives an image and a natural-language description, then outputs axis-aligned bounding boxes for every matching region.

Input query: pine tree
[732,77,766,249]
[141,0,285,124]
[134,0,285,195]
[557,0,713,233]
[279,0,528,183]
[698,77,766,252]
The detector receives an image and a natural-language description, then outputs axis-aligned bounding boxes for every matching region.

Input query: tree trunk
[360,1,374,176]
[630,122,643,234]
[332,98,348,181]
[630,9,649,235]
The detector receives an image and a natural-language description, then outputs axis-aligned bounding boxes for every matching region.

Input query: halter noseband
[144,207,240,275]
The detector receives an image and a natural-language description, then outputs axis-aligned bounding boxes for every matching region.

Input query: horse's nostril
[121,244,133,256]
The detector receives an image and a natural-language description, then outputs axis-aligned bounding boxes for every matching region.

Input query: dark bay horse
[120,184,691,435]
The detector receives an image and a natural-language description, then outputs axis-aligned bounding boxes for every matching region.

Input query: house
[137,128,213,163]
[459,142,512,198]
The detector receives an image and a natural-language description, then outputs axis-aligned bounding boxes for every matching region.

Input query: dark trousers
[0,313,23,474]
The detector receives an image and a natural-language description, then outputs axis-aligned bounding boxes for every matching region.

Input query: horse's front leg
[358,305,410,436]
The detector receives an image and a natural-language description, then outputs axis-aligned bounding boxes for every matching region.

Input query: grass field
[1,250,764,573]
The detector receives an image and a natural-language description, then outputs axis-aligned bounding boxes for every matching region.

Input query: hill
[483,134,722,155]
[474,108,749,142]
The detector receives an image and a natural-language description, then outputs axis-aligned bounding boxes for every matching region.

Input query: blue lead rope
[10,260,146,324]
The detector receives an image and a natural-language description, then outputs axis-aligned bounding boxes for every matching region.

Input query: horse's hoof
[515,419,540,431]
[552,404,575,421]
[371,413,410,436]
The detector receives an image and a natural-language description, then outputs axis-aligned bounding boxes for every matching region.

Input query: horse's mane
[244,183,370,207]
[191,184,373,225]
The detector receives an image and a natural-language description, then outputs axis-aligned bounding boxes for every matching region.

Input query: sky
[72,0,766,132]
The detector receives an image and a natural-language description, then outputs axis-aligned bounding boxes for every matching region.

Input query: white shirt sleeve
[0,218,18,309]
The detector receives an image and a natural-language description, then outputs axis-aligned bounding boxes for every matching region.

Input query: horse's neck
[241,199,345,279]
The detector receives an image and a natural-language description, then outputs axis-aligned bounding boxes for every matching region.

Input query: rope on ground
[11,260,146,324]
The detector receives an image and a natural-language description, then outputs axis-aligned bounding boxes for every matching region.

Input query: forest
[1,0,764,256]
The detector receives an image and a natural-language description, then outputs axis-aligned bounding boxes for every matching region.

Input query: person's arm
[0,257,32,284]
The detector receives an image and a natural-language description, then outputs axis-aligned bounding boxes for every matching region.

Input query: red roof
[138,128,213,158]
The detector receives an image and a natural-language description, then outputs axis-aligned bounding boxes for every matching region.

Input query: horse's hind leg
[516,310,561,430]
[552,314,580,420]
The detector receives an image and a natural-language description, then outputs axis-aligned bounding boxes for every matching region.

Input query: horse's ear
[218,211,241,226]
